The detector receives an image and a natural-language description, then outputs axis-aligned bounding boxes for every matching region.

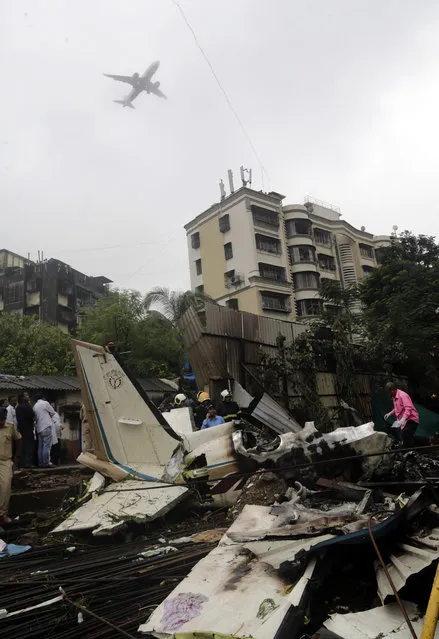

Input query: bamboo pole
[420,563,439,639]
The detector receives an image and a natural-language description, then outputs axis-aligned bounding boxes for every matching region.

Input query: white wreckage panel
[52,480,188,536]
[324,601,425,639]
[140,503,322,638]
[140,548,317,638]
[233,421,391,471]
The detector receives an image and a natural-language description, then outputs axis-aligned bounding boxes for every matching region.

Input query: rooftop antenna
[219,179,226,201]
[240,166,252,188]
[227,169,235,194]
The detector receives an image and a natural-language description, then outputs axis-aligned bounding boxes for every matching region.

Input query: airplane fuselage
[105,60,165,108]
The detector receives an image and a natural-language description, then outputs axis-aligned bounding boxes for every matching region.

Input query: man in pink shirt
[384,382,419,447]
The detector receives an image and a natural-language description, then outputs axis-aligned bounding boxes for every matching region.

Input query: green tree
[360,232,439,396]
[0,313,74,375]
[79,290,184,378]
[144,287,215,325]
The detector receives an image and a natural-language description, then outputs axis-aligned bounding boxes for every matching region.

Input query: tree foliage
[360,231,439,396]
[79,290,184,378]
[0,313,74,375]
[144,287,215,325]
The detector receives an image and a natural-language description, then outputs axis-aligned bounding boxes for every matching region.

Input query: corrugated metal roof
[0,376,177,394]
[0,375,81,392]
[138,378,177,393]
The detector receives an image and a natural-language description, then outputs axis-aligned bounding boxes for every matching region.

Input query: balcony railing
[250,275,291,288]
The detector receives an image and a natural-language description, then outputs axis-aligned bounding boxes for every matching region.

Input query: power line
[172,0,269,190]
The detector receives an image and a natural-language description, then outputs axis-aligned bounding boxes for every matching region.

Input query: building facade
[0,249,111,332]
[185,189,389,320]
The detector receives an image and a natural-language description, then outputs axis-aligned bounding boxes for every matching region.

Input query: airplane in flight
[104,60,166,108]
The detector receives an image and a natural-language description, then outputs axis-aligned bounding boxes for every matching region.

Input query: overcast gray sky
[1,1,438,292]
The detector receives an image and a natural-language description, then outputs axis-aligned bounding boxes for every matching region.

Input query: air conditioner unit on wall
[225,273,243,288]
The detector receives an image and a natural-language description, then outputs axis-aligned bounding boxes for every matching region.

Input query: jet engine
[153,81,160,88]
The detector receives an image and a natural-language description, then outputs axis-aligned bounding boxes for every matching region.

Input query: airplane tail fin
[114,100,135,109]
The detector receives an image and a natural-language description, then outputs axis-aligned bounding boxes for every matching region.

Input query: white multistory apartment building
[185,187,390,321]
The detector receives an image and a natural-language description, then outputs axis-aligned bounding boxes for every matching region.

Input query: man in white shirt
[6,396,17,426]
[34,394,55,467]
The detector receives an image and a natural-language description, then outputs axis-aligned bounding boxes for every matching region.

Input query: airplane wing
[103,73,135,86]
[150,85,167,100]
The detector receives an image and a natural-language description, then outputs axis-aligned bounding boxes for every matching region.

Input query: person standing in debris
[217,389,240,422]
[384,382,419,447]
[194,391,211,429]
[6,396,17,426]
[16,392,35,468]
[0,406,21,524]
[50,404,63,465]
[201,406,225,430]
[34,394,56,467]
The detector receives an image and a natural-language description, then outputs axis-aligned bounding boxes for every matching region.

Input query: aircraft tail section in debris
[73,340,182,482]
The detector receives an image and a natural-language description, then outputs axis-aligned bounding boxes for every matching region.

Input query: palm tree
[144,287,215,325]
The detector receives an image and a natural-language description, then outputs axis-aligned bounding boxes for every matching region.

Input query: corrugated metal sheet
[180,308,229,387]
[0,375,81,392]
[138,378,177,393]
[251,392,302,433]
[180,305,309,389]
[0,376,176,395]
[179,306,204,349]
[376,529,439,602]
[205,304,307,346]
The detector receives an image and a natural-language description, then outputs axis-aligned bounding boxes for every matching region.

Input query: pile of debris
[140,475,439,638]
[3,339,439,638]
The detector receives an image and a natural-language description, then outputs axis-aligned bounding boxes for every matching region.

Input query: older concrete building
[0,249,111,332]
[185,188,389,320]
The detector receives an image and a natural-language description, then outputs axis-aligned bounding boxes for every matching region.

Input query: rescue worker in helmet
[173,393,193,409]
[194,391,211,430]
[217,389,240,422]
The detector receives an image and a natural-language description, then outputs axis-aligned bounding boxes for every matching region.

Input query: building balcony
[261,300,292,313]
[260,291,291,314]
[249,275,291,290]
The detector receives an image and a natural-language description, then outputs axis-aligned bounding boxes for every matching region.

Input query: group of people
[1,394,63,468]
[160,389,240,430]
[0,393,63,525]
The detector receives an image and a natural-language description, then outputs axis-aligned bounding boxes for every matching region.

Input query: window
[293,271,320,290]
[285,219,312,237]
[6,282,24,303]
[255,234,281,254]
[226,298,239,310]
[219,214,230,233]
[191,232,200,249]
[296,299,323,317]
[359,243,374,259]
[314,228,332,245]
[258,263,286,281]
[289,245,316,264]
[224,242,233,260]
[195,259,202,275]
[318,254,336,271]
[362,265,374,277]
[251,205,279,228]
[261,292,291,313]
